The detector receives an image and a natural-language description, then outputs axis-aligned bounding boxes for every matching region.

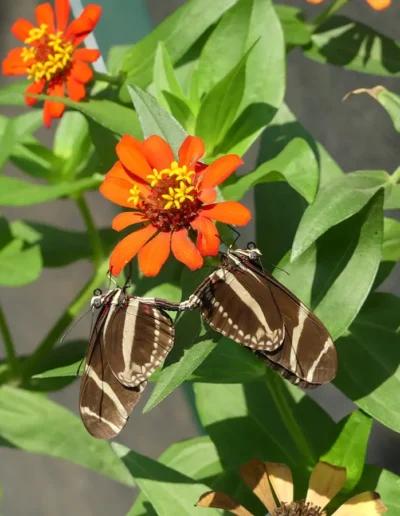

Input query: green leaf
[345,86,400,133]
[112,443,221,516]
[275,5,311,46]
[121,0,240,92]
[163,92,196,133]
[0,118,16,172]
[194,370,334,479]
[128,85,187,157]
[274,189,384,341]
[198,0,285,157]
[305,16,400,77]
[27,94,142,138]
[13,111,43,141]
[0,386,134,485]
[144,268,218,412]
[10,221,116,268]
[355,465,400,513]
[384,183,400,209]
[0,81,29,106]
[335,292,400,433]
[321,411,372,493]
[195,45,254,154]
[129,437,223,516]
[374,217,400,288]
[0,238,42,287]
[0,175,102,206]
[30,340,87,392]
[153,42,185,108]
[11,141,63,182]
[222,138,318,203]
[291,171,389,261]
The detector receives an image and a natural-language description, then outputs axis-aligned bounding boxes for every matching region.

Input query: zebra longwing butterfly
[180,244,337,388]
[79,288,174,439]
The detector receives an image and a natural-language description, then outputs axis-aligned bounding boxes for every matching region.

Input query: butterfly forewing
[255,271,337,387]
[104,297,174,388]
[196,266,285,351]
[79,295,144,439]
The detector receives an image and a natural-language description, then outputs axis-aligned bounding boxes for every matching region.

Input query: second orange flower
[100,135,251,277]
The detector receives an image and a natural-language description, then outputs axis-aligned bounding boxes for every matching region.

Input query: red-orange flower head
[2,0,102,127]
[306,0,391,10]
[100,135,252,277]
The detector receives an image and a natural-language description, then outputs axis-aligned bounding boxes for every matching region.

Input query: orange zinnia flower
[306,0,391,10]
[2,0,101,127]
[100,135,251,277]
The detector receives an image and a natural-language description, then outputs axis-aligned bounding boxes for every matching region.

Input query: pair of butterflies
[80,244,337,439]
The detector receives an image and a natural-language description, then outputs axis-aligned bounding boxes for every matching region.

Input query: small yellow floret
[127,185,141,207]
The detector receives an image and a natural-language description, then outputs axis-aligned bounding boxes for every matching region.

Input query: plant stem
[75,194,104,267]
[310,0,351,30]
[92,70,122,86]
[0,305,19,377]
[390,166,400,184]
[21,259,109,383]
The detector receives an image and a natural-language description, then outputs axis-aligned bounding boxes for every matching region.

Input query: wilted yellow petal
[332,492,387,515]
[306,462,346,509]
[265,462,294,504]
[196,491,253,516]
[239,458,277,512]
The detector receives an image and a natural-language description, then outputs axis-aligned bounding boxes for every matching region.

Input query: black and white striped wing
[255,270,337,387]
[79,304,144,439]
[104,298,174,388]
[193,266,285,351]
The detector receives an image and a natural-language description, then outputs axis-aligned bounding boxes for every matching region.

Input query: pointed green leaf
[275,5,311,46]
[223,138,318,203]
[291,172,389,262]
[0,386,134,486]
[0,237,42,287]
[321,411,372,492]
[0,81,29,106]
[335,292,400,433]
[355,465,400,513]
[112,443,221,516]
[0,175,102,206]
[153,43,185,108]
[163,92,195,133]
[374,217,400,288]
[128,85,187,157]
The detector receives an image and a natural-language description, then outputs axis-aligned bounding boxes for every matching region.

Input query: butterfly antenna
[60,306,93,344]
[123,262,133,291]
[227,225,241,247]
[107,270,118,287]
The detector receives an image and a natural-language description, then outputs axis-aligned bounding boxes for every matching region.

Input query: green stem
[92,70,122,86]
[21,259,109,383]
[266,372,316,466]
[309,0,351,30]
[75,194,104,267]
[390,166,400,184]
[0,305,19,377]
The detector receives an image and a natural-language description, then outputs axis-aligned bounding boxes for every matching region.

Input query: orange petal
[201,202,251,226]
[106,161,151,196]
[74,48,100,62]
[171,229,203,270]
[110,225,157,278]
[55,0,70,31]
[25,79,45,106]
[366,0,391,10]
[190,216,220,257]
[3,48,28,75]
[142,135,174,171]
[70,60,93,84]
[100,177,138,208]
[116,135,152,181]
[67,4,102,46]
[66,74,85,101]
[43,99,65,127]
[198,187,217,204]
[332,492,387,515]
[112,211,148,231]
[239,458,277,513]
[265,463,294,504]
[11,19,36,42]
[201,155,243,189]
[138,232,171,277]
[307,0,324,3]
[197,491,253,516]
[35,3,55,32]
[178,136,205,168]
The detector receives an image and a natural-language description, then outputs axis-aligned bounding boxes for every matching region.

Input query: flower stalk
[0,304,19,378]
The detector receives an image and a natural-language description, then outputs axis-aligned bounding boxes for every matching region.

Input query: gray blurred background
[1,0,400,514]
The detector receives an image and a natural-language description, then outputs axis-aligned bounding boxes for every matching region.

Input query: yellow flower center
[127,185,141,207]
[146,161,197,210]
[22,24,74,83]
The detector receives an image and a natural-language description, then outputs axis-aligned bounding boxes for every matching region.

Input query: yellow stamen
[161,181,197,210]
[22,26,74,83]
[127,185,141,207]
[146,161,196,186]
